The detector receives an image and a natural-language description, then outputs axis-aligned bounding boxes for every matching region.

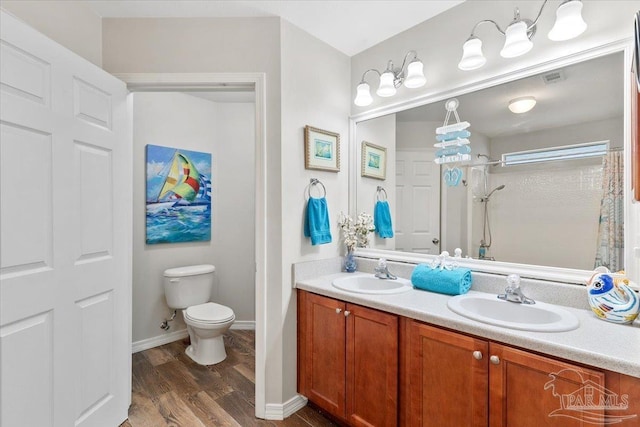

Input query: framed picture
[361,141,387,180]
[304,125,340,172]
[145,144,212,244]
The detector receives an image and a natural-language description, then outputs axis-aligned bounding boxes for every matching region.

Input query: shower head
[485,184,505,199]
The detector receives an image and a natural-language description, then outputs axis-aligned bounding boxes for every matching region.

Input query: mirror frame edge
[349,38,635,285]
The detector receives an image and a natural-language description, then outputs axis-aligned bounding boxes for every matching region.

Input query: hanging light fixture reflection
[353,50,426,106]
[458,0,587,71]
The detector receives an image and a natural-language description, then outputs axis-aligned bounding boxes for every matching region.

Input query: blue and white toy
[587,267,639,324]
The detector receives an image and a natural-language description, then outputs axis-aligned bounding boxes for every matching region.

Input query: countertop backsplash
[293,255,592,311]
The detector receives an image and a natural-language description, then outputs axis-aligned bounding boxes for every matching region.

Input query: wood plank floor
[120,330,337,427]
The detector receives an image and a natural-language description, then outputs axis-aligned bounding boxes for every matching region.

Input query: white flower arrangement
[338,211,375,252]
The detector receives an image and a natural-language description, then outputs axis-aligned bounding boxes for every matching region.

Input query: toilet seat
[185,302,235,324]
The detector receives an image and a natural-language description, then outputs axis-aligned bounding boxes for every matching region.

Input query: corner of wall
[2,1,102,67]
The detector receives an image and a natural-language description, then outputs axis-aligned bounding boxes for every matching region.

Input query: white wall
[131,92,255,343]
[102,17,290,409]
[357,115,396,250]
[213,101,256,322]
[490,117,624,159]
[280,19,351,404]
[1,1,102,66]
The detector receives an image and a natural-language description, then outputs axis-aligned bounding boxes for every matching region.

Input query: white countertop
[296,272,640,378]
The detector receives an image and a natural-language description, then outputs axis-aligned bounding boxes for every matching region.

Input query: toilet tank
[163,264,215,309]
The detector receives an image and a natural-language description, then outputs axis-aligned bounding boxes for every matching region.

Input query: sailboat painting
[146,144,212,244]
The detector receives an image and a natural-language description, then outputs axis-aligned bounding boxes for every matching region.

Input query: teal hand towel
[374,200,394,238]
[304,197,332,245]
[411,263,472,295]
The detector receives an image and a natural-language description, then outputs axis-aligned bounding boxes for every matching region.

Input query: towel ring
[376,186,387,201]
[308,178,326,198]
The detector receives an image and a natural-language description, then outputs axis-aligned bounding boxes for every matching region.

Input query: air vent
[542,70,566,84]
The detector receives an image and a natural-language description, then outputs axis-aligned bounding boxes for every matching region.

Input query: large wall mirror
[352,44,632,284]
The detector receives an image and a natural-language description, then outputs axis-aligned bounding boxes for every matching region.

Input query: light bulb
[376,71,396,97]
[548,0,587,41]
[500,21,533,58]
[458,37,487,71]
[404,60,426,88]
[354,82,373,106]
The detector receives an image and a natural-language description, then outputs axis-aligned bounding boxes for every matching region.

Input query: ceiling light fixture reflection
[508,96,537,114]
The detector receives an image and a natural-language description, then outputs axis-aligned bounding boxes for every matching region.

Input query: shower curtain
[594,151,624,271]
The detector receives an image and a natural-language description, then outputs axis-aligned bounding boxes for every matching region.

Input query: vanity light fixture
[458,0,587,71]
[508,96,537,114]
[354,50,426,106]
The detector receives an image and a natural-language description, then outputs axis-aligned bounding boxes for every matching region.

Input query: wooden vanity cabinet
[405,320,610,427]
[404,320,489,426]
[489,342,605,427]
[298,291,399,426]
[299,291,639,427]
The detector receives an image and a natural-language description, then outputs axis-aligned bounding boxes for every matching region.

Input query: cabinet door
[346,304,399,427]
[408,321,489,427]
[489,343,606,427]
[300,292,347,417]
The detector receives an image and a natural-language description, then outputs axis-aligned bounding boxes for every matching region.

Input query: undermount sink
[447,292,579,332]
[332,274,413,295]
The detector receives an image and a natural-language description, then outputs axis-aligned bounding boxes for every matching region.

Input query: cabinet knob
[344,310,351,317]
[473,351,483,360]
[336,308,342,314]
[490,355,500,365]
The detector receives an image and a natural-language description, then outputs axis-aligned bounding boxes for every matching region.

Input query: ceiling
[86,0,465,56]
[396,51,624,139]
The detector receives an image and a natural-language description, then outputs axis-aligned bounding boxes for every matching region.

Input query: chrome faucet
[374,258,397,280]
[497,274,535,304]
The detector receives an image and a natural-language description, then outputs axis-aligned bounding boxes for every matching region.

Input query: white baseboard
[230,320,255,330]
[132,328,189,353]
[131,320,255,353]
[264,394,308,420]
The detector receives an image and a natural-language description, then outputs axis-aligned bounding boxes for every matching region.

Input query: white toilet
[163,264,235,365]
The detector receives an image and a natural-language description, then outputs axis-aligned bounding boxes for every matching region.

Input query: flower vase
[344,249,357,273]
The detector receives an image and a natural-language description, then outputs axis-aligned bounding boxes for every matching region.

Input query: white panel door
[395,150,440,254]
[0,11,131,427]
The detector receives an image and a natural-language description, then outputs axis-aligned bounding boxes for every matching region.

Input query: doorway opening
[119,73,267,418]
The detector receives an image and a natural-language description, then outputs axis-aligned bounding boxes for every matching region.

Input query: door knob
[432,238,440,244]
[490,355,500,365]
[473,351,483,360]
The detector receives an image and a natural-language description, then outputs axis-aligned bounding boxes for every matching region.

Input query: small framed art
[361,141,387,180]
[304,125,340,172]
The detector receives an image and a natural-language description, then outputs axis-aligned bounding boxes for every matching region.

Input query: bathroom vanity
[295,265,640,427]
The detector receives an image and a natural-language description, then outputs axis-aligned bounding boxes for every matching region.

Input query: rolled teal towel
[410,264,472,295]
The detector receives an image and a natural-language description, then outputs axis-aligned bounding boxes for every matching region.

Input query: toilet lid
[185,302,234,324]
